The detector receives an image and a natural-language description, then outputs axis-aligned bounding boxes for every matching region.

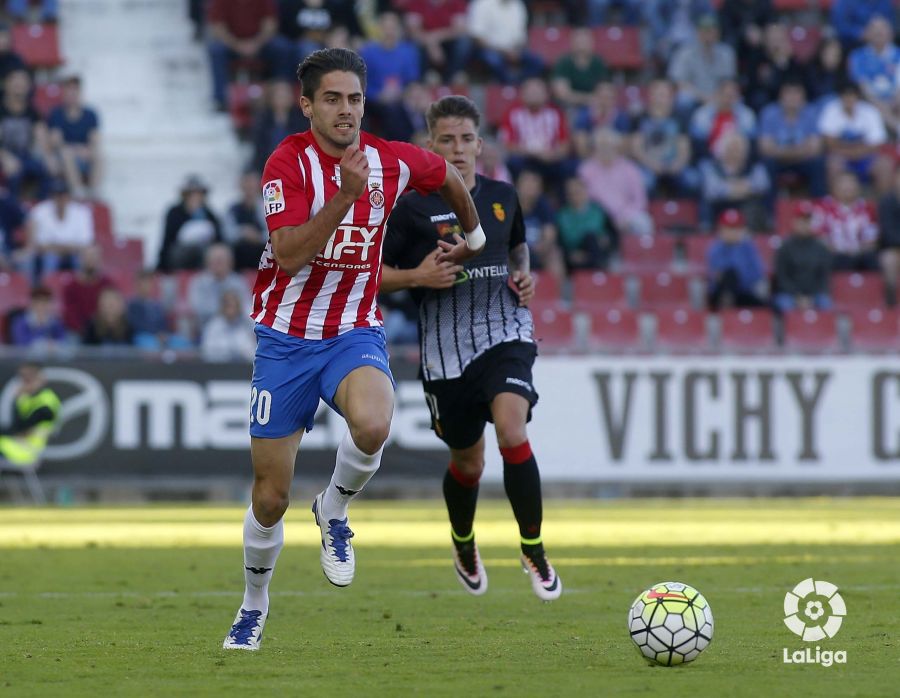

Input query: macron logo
[505,377,532,391]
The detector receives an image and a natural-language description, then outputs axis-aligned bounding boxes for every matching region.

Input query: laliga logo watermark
[782,578,847,667]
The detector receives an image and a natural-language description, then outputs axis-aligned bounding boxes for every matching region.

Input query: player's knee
[495,418,527,449]
[351,417,391,455]
[254,484,290,524]
[454,455,484,478]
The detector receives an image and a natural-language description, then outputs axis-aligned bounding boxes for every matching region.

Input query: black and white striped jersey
[384,175,535,381]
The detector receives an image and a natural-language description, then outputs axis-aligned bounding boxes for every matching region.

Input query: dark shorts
[422,341,538,450]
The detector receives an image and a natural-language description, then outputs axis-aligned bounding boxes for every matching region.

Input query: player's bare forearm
[270,190,356,276]
[508,242,533,306]
[382,251,462,292]
[438,163,480,236]
[380,265,421,293]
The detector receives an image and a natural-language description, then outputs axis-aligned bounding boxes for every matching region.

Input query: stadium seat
[718,308,777,352]
[592,26,643,69]
[752,235,781,274]
[484,84,520,129]
[619,234,677,272]
[848,307,900,352]
[832,272,885,310]
[101,238,144,275]
[11,22,62,68]
[683,235,714,274]
[531,270,563,306]
[531,305,575,349]
[33,82,62,118]
[586,307,643,351]
[636,271,692,308]
[648,199,699,233]
[528,26,573,65]
[571,270,628,309]
[783,309,841,353]
[774,198,800,236]
[0,272,30,315]
[789,25,822,63]
[654,308,709,352]
[228,82,264,131]
[89,200,113,240]
[41,270,73,303]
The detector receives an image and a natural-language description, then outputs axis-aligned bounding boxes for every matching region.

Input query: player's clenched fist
[339,147,370,199]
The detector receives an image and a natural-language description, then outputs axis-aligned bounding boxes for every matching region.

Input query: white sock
[242,506,283,614]
[322,430,383,520]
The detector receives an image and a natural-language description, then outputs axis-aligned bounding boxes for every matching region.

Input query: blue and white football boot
[312,491,356,587]
[223,608,267,651]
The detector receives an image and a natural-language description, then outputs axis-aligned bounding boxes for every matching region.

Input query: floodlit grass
[0,499,897,697]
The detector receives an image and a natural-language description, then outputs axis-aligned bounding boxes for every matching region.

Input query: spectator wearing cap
[206,0,292,112]
[187,243,250,331]
[466,0,544,85]
[578,128,653,236]
[876,168,900,305]
[758,81,826,202]
[47,75,101,197]
[0,68,56,199]
[249,80,309,173]
[848,16,900,133]
[9,286,67,349]
[812,170,879,272]
[61,245,115,335]
[699,130,771,232]
[668,13,737,110]
[403,0,469,83]
[0,21,26,84]
[157,175,223,272]
[225,170,267,271]
[689,78,757,159]
[551,28,611,110]
[25,179,94,282]
[7,0,58,22]
[773,201,833,313]
[818,81,888,183]
[706,208,767,311]
[831,0,896,50]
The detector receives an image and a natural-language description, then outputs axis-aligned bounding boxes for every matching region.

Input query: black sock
[443,462,480,541]
[501,441,543,550]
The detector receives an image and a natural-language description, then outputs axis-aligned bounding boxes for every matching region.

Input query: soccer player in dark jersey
[382,96,561,601]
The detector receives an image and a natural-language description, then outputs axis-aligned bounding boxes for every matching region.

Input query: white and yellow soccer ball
[628,581,714,666]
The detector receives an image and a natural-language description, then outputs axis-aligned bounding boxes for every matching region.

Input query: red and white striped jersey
[811,196,878,254]
[252,130,447,339]
[499,104,569,152]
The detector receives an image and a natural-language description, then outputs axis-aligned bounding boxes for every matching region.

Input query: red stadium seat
[531,305,575,349]
[683,235,714,273]
[484,84,520,128]
[783,309,840,353]
[571,270,628,309]
[752,235,781,274]
[848,307,900,352]
[587,307,643,350]
[228,82,264,131]
[531,270,563,306]
[636,271,692,308]
[619,234,677,272]
[101,238,144,275]
[33,82,62,118]
[654,308,709,352]
[789,25,822,63]
[0,272,30,315]
[89,200,113,239]
[649,199,699,233]
[11,23,62,68]
[775,198,801,236]
[592,26,643,69]
[832,272,885,309]
[41,270,73,303]
[718,308,776,352]
[528,26,573,65]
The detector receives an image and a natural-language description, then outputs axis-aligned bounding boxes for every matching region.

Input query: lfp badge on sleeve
[263,179,285,216]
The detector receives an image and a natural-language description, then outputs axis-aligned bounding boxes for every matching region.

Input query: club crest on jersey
[263,179,285,216]
[493,202,505,222]
[368,182,385,209]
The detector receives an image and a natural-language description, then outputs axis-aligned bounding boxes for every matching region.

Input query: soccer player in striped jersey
[224,49,485,651]
[381,96,562,602]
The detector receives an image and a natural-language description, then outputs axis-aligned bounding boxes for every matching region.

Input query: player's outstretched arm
[436,163,484,264]
[270,147,369,276]
[381,250,463,293]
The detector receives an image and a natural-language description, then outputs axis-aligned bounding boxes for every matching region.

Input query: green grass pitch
[1,498,898,697]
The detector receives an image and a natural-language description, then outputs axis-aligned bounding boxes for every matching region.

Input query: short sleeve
[390,141,447,195]
[509,197,526,250]
[261,146,310,234]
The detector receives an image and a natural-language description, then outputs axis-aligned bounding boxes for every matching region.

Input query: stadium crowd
[2,0,900,355]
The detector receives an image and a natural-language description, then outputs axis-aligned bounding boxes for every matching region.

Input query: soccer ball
[627,581,714,666]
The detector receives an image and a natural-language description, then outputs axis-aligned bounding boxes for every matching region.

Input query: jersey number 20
[250,387,272,425]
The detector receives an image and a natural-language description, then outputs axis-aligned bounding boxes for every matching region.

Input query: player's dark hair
[426,95,481,134]
[297,48,367,99]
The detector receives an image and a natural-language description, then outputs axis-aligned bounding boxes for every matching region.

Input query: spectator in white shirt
[25,179,94,281]
[201,289,256,362]
[818,80,890,184]
[466,0,543,84]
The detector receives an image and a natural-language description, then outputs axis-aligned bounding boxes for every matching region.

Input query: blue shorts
[249,325,394,439]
